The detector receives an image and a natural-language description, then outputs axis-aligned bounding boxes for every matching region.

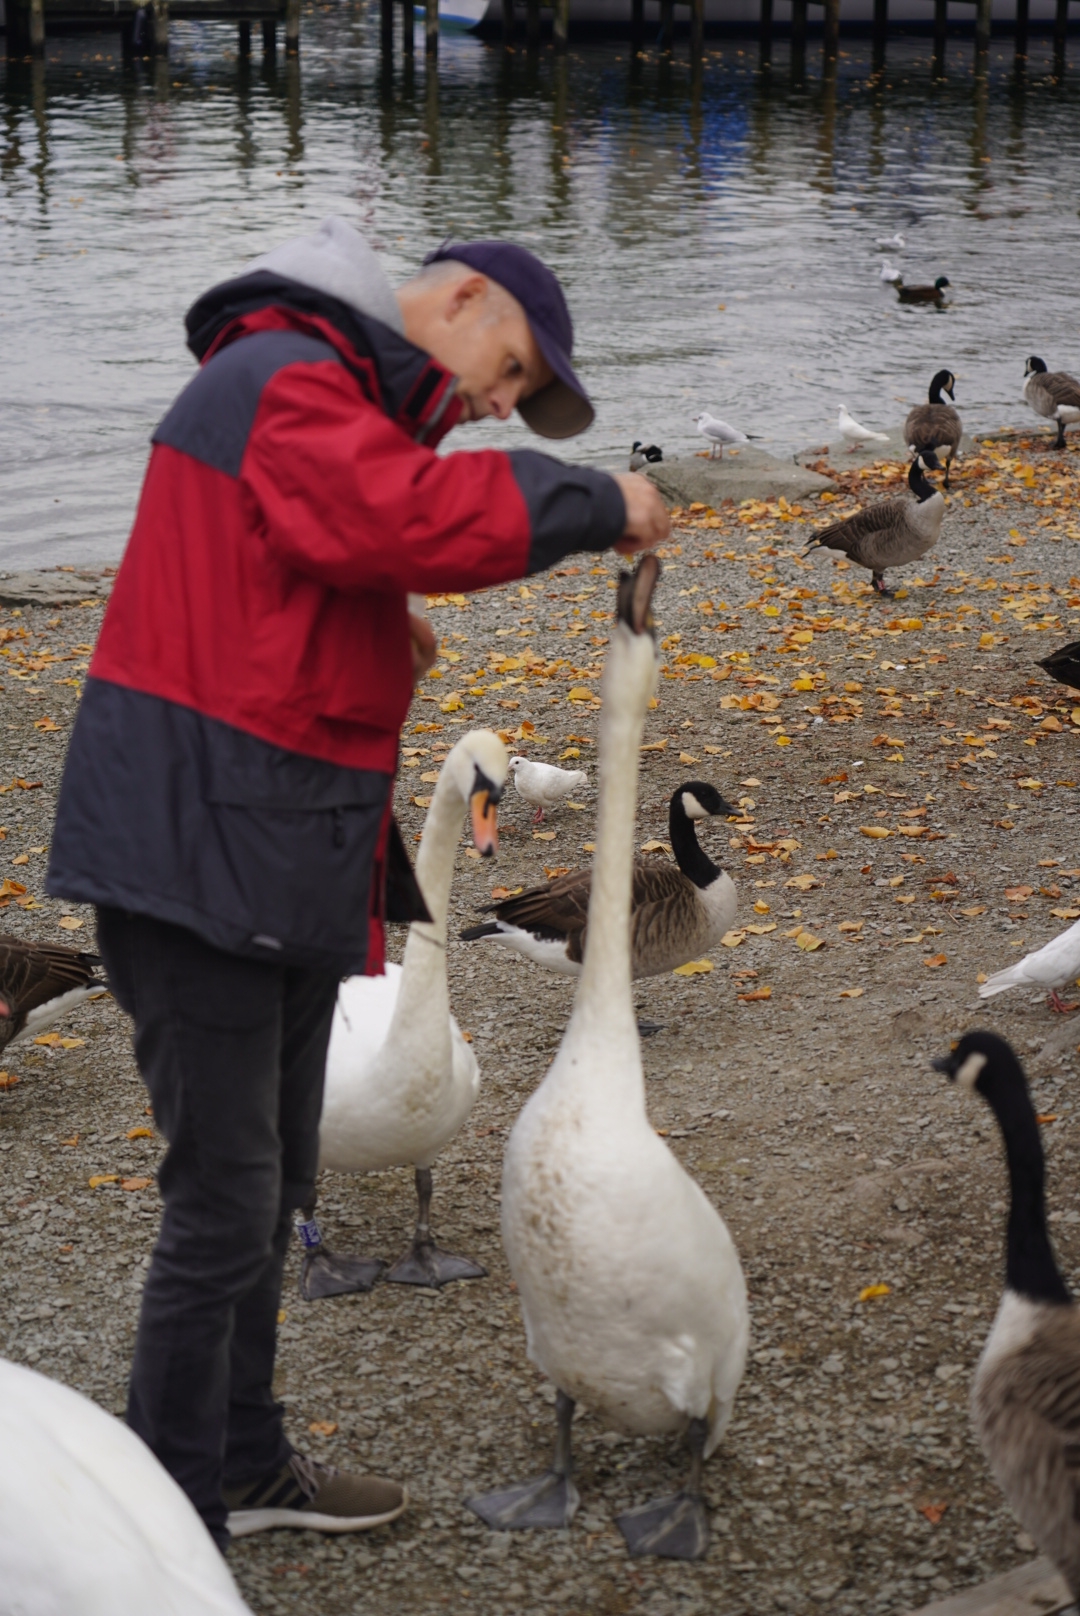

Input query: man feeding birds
[46,218,667,1552]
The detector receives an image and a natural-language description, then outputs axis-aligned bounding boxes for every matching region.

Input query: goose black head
[908,454,937,501]
[929,369,955,403]
[1026,356,1048,377]
[668,781,731,889]
[932,1029,1021,1097]
[616,553,661,638]
[674,781,737,823]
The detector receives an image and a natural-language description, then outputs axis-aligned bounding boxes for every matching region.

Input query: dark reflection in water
[2,18,1079,564]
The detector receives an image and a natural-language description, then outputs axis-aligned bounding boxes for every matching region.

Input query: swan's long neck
[387,773,464,1030]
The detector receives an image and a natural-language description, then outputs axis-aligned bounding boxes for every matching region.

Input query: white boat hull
[468,0,1061,28]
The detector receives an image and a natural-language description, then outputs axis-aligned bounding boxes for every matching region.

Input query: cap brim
[517,327,594,439]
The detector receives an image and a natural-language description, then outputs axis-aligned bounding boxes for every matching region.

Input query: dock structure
[4,0,300,57]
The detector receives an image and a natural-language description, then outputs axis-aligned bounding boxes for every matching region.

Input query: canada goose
[904,370,962,488]
[1037,639,1080,693]
[978,915,1080,1015]
[467,557,748,1560]
[0,1357,252,1613]
[933,1031,1080,1605]
[297,731,508,1299]
[803,454,944,596]
[630,441,663,471]
[897,276,951,306]
[693,413,753,458]
[1023,357,1080,450]
[460,780,737,979]
[0,936,107,1053]
[838,404,888,449]
[508,755,587,824]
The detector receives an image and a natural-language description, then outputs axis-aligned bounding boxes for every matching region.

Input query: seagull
[876,232,906,251]
[838,405,889,450]
[979,917,1080,1014]
[508,756,588,824]
[693,413,754,459]
[879,259,903,284]
[629,441,663,471]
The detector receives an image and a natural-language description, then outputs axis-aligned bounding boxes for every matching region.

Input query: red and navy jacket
[47,271,626,974]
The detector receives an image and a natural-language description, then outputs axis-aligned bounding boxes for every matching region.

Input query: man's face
[403,271,553,424]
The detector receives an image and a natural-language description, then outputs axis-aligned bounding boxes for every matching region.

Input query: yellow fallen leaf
[57,915,84,930]
[420,770,440,784]
[560,747,581,760]
[860,825,892,840]
[89,1174,119,1189]
[786,874,819,891]
[673,958,714,975]
[33,716,61,732]
[0,879,26,897]
[34,1032,62,1046]
[120,1176,152,1192]
[439,696,464,713]
[859,1283,891,1302]
[923,953,948,968]
[745,923,777,935]
[839,987,864,998]
[567,687,594,702]
[411,795,432,808]
[775,734,792,746]
[979,633,996,649]
[11,854,28,866]
[1052,908,1080,920]
[976,972,988,984]
[277,1309,288,1324]
[583,842,596,853]
[1017,778,1044,790]
[126,1126,154,1140]
[640,839,672,854]
[753,901,770,914]
[894,617,923,631]
[738,986,772,1002]
[796,932,824,952]
[0,1072,20,1090]
[791,677,815,691]
[533,830,557,841]
[679,752,700,764]
[309,1420,338,1437]
[640,739,669,752]
[720,931,745,949]
[567,802,586,811]
[57,1037,84,1049]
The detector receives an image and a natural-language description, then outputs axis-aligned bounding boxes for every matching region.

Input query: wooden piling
[151,0,168,53]
[285,0,300,53]
[526,0,540,47]
[502,0,514,45]
[759,0,772,62]
[238,18,251,54]
[402,0,414,53]
[872,0,887,64]
[1015,0,1029,56]
[29,0,45,53]
[380,0,394,57]
[690,0,704,58]
[262,18,276,53]
[822,0,839,57]
[790,0,807,56]
[553,0,569,52]
[659,0,674,52]
[630,0,644,52]
[932,0,946,67]
[425,0,438,56]
[975,0,991,55]
[1054,0,1068,63]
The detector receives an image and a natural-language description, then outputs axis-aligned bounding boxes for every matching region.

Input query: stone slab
[901,1558,1074,1616]
[794,426,980,468]
[641,448,836,508]
[0,571,111,608]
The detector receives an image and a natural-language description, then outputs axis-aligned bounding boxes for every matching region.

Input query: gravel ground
[4,432,1080,1616]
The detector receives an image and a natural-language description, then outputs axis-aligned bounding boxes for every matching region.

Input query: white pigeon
[838,404,889,449]
[879,259,902,284]
[877,232,906,251]
[0,1358,252,1615]
[978,916,1080,1014]
[693,412,750,460]
[509,755,587,823]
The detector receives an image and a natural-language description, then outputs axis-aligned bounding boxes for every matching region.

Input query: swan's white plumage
[979,916,1080,1000]
[0,1359,251,1616]
[500,598,748,1459]
[317,730,505,1177]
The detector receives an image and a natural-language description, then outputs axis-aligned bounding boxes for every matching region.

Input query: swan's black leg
[617,1416,711,1560]
[296,1204,384,1301]
[468,1390,580,1530]
[384,1167,486,1288]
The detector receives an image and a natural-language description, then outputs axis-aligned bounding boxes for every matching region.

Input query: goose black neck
[929,379,945,404]
[986,1075,1071,1306]
[909,459,936,503]
[669,795,721,891]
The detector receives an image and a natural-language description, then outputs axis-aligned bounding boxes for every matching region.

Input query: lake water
[2,16,1080,567]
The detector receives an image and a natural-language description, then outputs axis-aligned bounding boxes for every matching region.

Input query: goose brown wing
[487,869,592,961]
[629,863,699,973]
[808,495,905,557]
[0,937,101,1027]
[1046,373,1080,410]
[975,1310,1080,1520]
[906,402,962,450]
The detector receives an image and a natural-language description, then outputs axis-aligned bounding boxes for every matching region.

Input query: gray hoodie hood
[245,217,405,335]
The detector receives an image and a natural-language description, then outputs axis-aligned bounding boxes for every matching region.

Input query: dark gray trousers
[96,907,339,1547]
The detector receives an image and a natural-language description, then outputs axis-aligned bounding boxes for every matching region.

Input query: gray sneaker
[224,1452,407,1537]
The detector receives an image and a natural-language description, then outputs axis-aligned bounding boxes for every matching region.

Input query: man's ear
[443,272,488,325]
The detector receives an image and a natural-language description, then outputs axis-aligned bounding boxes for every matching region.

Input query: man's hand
[409,612,438,684]
[611,471,670,556]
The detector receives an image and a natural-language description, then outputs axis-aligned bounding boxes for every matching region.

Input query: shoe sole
[227,1490,408,1538]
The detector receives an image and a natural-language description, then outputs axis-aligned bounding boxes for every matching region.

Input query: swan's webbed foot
[467,1467,580,1531]
[385,1238,486,1288]
[299,1248,384,1300]
[616,1489,709,1560]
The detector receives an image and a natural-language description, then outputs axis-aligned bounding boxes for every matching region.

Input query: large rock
[794,425,979,468]
[0,571,110,608]
[642,447,836,509]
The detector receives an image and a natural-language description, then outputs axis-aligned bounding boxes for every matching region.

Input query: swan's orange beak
[470,789,499,858]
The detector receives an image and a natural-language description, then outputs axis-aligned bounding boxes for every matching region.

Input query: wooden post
[151,0,168,54]
[501,0,514,44]
[759,0,772,62]
[425,0,438,55]
[526,0,540,47]
[1015,0,1029,56]
[659,0,674,52]
[872,0,887,66]
[975,0,991,56]
[381,0,394,58]
[791,0,807,57]
[262,18,276,52]
[553,0,569,52]
[690,0,704,57]
[29,0,45,55]
[238,18,251,54]
[933,0,946,68]
[285,0,300,53]
[823,0,839,57]
[631,0,644,52]
[402,0,414,54]
[1054,0,1068,65]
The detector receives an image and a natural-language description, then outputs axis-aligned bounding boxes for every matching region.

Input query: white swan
[0,1358,251,1615]
[298,729,509,1299]
[468,558,749,1561]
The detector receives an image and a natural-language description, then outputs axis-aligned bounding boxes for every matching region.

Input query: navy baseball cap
[422,240,594,440]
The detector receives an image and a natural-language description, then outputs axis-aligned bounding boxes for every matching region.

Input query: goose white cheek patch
[956,1051,988,1093]
[681,792,707,821]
